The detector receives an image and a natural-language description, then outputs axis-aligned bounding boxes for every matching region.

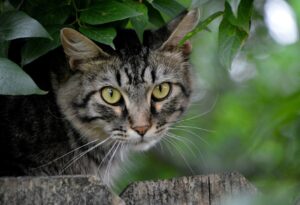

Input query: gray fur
[0,9,199,186]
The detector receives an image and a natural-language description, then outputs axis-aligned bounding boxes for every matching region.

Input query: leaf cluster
[0,0,254,95]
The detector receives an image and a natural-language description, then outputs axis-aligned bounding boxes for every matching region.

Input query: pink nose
[132,125,150,136]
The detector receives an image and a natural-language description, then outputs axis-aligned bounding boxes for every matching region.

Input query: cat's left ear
[60,28,110,69]
[160,9,200,55]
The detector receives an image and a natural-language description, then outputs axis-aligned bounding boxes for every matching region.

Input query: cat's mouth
[110,128,164,151]
[131,138,159,151]
[128,134,161,151]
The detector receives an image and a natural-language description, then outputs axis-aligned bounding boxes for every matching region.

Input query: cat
[0,9,199,186]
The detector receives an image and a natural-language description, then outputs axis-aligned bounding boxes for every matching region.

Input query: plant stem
[71,0,82,27]
[179,11,224,46]
[16,0,25,10]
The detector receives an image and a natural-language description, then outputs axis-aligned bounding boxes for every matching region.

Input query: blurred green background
[114,0,300,203]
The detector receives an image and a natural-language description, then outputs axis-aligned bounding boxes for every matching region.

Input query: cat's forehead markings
[142,66,154,84]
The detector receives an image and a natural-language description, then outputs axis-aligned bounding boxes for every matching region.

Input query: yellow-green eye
[152,82,171,101]
[101,87,121,105]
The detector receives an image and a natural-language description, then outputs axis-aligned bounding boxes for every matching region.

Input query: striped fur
[0,9,199,185]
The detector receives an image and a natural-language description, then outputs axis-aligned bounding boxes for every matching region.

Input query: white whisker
[162,136,195,175]
[174,125,215,133]
[32,139,99,170]
[169,127,210,146]
[176,96,219,124]
[166,133,208,169]
[59,137,111,174]
[161,137,176,157]
[119,142,127,162]
[103,142,121,185]
[98,141,118,170]
[165,133,198,159]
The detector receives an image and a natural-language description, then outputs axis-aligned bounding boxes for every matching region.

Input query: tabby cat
[0,9,199,185]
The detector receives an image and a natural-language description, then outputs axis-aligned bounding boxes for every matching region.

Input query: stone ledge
[0,172,257,205]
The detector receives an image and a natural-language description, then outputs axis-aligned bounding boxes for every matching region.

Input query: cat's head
[56,9,199,151]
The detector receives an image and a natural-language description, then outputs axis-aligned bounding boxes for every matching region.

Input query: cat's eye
[152,82,171,101]
[101,87,122,105]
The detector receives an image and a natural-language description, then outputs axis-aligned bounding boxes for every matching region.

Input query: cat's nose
[132,125,150,136]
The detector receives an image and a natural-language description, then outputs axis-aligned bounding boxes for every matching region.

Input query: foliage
[0,0,252,95]
[0,57,46,95]
[218,0,253,69]
[4,0,300,204]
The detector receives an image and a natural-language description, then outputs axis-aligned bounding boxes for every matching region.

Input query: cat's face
[57,10,199,151]
[58,49,192,151]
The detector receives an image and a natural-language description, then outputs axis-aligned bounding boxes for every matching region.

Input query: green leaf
[179,11,223,46]
[146,2,166,28]
[218,2,249,69]
[127,2,148,42]
[0,58,46,95]
[21,26,61,66]
[218,0,253,69]
[79,27,116,49]
[175,0,192,8]
[190,0,210,8]
[80,1,142,25]
[147,0,185,22]
[32,5,71,25]
[21,0,70,25]
[225,0,253,32]
[218,22,248,69]
[227,0,241,17]
[235,0,254,33]
[0,11,50,41]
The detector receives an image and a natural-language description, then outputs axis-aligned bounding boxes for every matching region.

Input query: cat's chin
[131,139,159,151]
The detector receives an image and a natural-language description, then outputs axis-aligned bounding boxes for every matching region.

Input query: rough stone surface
[0,175,119,205]
[121,172,258,205]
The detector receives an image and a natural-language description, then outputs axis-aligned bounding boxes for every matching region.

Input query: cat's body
[0,10,199,185]
[0,94,97,175]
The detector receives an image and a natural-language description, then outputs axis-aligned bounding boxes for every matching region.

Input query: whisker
[32,139,100,170]
[59,137,111,174]
[165,133,198,159]
[119,142,128,162]
[160,137,176,157]
[157,139,164,152]
[98,141,118,170]
[175,96,219,124]
[169,127,210,146]
[176,112,209,123]
[189,101,205,106]
[174,125,215,133]
[166,133,208,169]
[162,136,195,175]
[103,142,122,185]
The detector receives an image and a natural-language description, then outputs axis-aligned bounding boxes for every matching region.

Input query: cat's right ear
[60,28,109,70]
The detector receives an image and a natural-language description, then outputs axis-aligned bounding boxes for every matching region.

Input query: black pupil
[108,88,113,97]
[159,85,162,92]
